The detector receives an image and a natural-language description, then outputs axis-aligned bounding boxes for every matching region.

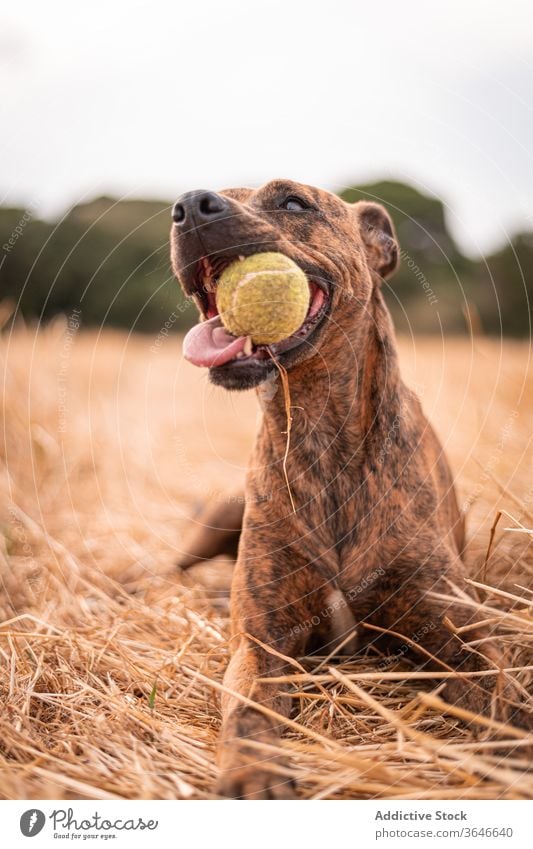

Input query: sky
[1,0,533,255]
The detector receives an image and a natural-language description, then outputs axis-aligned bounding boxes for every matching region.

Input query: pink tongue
[183,315,247,367]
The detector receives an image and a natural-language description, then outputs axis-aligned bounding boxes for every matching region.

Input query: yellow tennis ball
[216,253,309,345]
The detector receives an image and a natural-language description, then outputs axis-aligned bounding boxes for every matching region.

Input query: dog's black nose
[172,191,229,227]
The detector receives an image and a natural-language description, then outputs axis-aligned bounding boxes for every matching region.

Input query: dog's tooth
[238,255,245,261]
[243,336,253,357]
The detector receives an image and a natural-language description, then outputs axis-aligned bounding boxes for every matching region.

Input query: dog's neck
[256,289,404,467]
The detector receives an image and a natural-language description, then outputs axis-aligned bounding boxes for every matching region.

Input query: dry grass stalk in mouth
[267,349,296,513]
[0,323,532,799]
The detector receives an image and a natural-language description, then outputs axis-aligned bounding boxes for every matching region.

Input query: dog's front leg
[216,549,328,799]
[217,637,298,799]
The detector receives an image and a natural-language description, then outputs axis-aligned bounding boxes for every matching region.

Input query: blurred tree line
[1,182,531,336]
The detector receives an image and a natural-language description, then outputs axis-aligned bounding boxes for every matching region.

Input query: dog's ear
[354,201,398,280]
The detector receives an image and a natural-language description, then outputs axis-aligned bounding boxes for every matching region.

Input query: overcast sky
[1,0,533,255]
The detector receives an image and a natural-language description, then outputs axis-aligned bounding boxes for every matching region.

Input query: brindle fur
[171,180,531,799]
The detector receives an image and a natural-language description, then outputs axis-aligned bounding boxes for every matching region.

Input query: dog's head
[171,179,398,390]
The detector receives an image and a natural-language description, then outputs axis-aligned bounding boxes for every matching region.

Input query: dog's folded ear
[355,201,398,280]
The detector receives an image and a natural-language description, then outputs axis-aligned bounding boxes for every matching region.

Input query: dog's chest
[255,419,404,574]
[290,458,382,561]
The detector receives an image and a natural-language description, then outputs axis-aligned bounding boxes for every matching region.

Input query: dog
[171,180,530,799]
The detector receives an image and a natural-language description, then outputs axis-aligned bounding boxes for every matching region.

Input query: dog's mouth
[182,255,330,370]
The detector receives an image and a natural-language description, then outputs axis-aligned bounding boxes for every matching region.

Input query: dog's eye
[280,196,308,212]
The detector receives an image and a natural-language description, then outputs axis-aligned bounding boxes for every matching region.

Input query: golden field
[0,320,532,800]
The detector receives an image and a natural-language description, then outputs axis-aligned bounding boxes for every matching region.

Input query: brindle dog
[171,180,530,799]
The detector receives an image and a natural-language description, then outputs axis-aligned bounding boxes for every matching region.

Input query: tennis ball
[216,253,310,345]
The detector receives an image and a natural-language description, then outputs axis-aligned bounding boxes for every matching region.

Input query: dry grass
[0,319,532,800]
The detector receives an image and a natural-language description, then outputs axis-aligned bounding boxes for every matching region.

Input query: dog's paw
[508,705,533,733]
[443,678,533,731]
[442,678,492,718]
[216,766,297,800]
